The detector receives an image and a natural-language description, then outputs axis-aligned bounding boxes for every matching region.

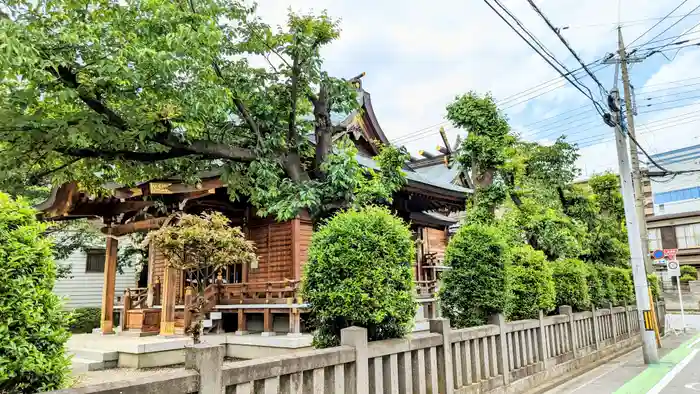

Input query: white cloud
[251,0,700,168]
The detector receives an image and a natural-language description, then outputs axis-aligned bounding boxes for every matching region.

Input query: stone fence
[49,303,662,394]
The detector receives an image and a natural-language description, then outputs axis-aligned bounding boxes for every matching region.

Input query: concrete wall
[48,303,661,394]
[54,245,138,309]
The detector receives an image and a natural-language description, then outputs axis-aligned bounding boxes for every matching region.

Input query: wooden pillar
[235,309,248,335]
[160,265,177,336]
[288,307,301,337]
[122,289,132,331]
[100,233,118,334]
[183,286,194,331]
[146,241,156,307]
[262,309,275,336]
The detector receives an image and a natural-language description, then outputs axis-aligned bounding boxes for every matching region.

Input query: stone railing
[48,303,662,394]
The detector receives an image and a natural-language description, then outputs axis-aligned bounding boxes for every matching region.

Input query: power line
[561,11,700,29]
[634,3,700,49]
[525,0,608,100]
[484,0,608,118]
[627,0,691,47]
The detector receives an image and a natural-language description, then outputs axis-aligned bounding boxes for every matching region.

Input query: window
[85,249,106,273]
[648,228,662,251]
[654,186,700,204]
[675,224,700,249]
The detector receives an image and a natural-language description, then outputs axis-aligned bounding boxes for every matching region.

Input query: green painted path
[614,333,700,394]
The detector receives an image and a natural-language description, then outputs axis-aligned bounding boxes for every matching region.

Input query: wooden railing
[415,280,438,299]
[123,287,148,309]
[218,280,301,304]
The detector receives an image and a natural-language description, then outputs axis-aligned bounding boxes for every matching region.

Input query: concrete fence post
[341,326,369,394]
[430,318,454,394]
[488,313,510,385]
[591,305,601,350]
[609,302,618,343]
[559,306,577,357]
[537,311,550,367]
[185,343,224,394]
[623,301,631,337]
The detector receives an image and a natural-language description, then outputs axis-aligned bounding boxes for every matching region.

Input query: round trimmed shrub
[551,258,590,311]
[301,206,415,348]
[439,223,510,328]
[585,263,606,307]
[507,245,556,320]
[681,265,697,280]
[598,265,618,306]
[609,267,634,305]
[0,193,70,392]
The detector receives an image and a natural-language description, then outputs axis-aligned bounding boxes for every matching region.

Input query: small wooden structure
[37,86,470,336]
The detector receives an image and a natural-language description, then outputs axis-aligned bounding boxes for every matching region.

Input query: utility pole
[609,82,659,364]
[618,27,654,274]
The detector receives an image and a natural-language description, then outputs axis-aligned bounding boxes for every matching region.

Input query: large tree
[0,0,405,221]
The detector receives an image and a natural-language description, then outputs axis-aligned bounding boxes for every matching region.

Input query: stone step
[69,348,118,362]
[71,358,117,373]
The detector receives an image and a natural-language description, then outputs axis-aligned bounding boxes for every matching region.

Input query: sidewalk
[543,332,697,394]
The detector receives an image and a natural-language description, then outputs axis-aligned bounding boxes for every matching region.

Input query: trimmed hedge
[507,245,556,320]
[301,206,415,348]
[0,193,70,392]
[585,263,606,307]
[647,274,661,300]
[439,223,511,328]
[69,307,101,333]
[598,265,618,306]
[609,267,634,305]
[681,265,697,280]
[551,258,590,311]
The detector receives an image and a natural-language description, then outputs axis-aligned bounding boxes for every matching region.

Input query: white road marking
[685,382,700,391]
[567,362,627,393]
[687,336,700,349]
[648,349,700,394]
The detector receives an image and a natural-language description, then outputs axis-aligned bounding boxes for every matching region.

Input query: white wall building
[54,243,138,309]
[650,144,700,216]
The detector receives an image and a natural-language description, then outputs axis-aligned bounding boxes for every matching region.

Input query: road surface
[544,331,700,393]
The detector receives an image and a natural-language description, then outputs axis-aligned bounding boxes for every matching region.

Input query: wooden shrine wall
[423,227,448,262]
[248,221,295,283]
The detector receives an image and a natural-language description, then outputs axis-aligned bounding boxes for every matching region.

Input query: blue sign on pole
[652,249,664,259]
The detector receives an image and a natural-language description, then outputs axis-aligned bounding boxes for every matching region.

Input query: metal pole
[618,27,654,274]
[610,87,660,364]
[677,276,687,331]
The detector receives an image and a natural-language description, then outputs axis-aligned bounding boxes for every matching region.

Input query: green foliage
[152,212,257,280]
[0,193,70,392]
[0,0,405,222]
[681,265,697,279]
[598,265,619,306]
[439,224,511,328]
[680,274,696,282]
[301,206,415,348]
[551,259,591,311]
[511,200,586,260]
[507,245,556,320]
[69,307,101,334]
[647,274,661,300]
[608,267,634,305]
[585,264,607,307]
[588,173,624,223]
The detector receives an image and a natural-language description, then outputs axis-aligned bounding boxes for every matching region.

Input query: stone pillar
[183,286,194,331]
[609,303,618,343]
[559,306,577,357]
[341,326,369,394]
[591,305,601,350]
[100,233,118,334]
[235,309,248,335]
[121,289,132,331]
[537,310,548,366]
[160,265,177,336]
[430,318,454,394]
[488,313,510,385]
[623,301,631,337]
[185,343,224,394]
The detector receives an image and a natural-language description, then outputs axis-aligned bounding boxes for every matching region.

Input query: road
[544,332,700,394]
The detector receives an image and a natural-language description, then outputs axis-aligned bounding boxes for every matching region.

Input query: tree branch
[153,134,256,161]
[29,158,83,185]
[55,147,194,162]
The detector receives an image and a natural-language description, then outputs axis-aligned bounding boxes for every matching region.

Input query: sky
[251,0,700,178]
